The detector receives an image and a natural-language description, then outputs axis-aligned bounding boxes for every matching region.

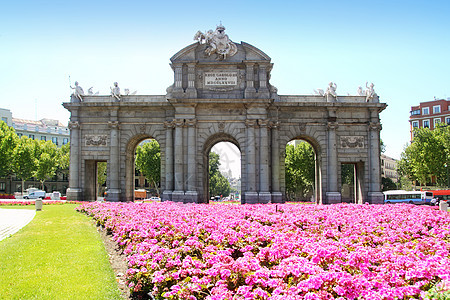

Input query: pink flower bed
[76,202,450,299]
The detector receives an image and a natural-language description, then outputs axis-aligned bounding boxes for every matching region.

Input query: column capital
[174,119,185,127]
[258,119,270,128]
[245,119,258,128]
[164,120,175,129]
[369,122,382,131]
[108,121,120,129]
[186,119,197,127]
[327,122,339,130]
[68,121,80,129]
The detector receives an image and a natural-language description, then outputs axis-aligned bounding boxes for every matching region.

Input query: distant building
[0,108,70,195]
[409,98,450,140]
[381,154,398,183]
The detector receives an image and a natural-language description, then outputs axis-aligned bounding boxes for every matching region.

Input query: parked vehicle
[383,190,434,205]
[426,190,450,205]
[24,190,46,199]
[150,196,161,201]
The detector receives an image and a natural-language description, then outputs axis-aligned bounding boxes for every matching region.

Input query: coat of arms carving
[194,24,238,60]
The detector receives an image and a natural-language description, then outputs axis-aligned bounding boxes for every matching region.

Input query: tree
[135,140,161,196]
[58,142,70,177]
[12,136,37,194]
[97,162,107,196]
[0,121,19,178]
[285,141,315,201]
[209,151,231,198]
[397,126,450,187]
[34,140,59,191]
[381,177,397,191]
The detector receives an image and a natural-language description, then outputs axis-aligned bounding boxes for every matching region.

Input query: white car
[24,190,46,199]
[150,196,161,201]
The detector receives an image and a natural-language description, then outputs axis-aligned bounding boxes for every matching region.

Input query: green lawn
[0,204,123,299]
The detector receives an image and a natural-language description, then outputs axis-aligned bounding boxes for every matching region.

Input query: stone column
[172,119,185,202]
[162,121,174,201]
[66,120,82,201]
[326,121,341,203]
[186,63,197,98]
[173,64,183,92]
[245,119,258,203]
[244,63,256,98]
[107,120,121,202]
[185,119,198,203]
[270,121,283,203]
[259,119,271,203]
[368,121,383,204]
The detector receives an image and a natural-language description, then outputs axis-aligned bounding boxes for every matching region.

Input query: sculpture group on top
[314,81,377,102]
[69,81,136,102]
[194,24,238,60]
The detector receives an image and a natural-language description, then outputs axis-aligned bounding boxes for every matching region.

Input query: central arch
[202,133,241,203]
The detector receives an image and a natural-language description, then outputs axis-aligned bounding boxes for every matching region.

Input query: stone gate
[63,25,386,204]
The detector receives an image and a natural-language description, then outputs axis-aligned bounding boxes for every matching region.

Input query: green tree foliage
[0,121,19,178]
[398,126,450,187]
[135,140,161,196]
[209,151,231,198]
[97,162,107,196]
[12,136,37,194]
[285,141,315,200]
[58,142,70,175]
[381,177,397,191]
[34,140,59,190]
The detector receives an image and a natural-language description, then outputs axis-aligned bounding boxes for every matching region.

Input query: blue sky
[1,0,449,162]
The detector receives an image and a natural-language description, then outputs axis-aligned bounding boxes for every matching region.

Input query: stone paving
[0,208,36,241]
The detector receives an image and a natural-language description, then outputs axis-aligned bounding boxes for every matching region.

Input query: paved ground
[0,208,36,242]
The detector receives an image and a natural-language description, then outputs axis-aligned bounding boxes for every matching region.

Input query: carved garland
[340,136,365,149]
[85,135,108,146]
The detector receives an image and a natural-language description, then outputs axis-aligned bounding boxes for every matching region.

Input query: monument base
[184,191,199,203]
[66,188,82,201]
[271,192,283,203]
[259,192,271,204]
[162,190,172,202]
[244,192,259,204]
[368,192,384,204]
[171,191,185,203]
[106,189,121,202]
[326,192,342,204]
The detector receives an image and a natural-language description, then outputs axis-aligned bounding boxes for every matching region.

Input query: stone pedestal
[326,192,341,204]
[368,192,384,204]
[259,192,271,204]
[162,190,172,202]
[439,201,449,212]
[106,189,121,202]
[271,192,283,203]
[184,191,198,203]
[66,188,82,201]
[244,192,259,204]
[171,191,185,203]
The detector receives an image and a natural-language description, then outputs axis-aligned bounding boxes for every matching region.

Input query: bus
[383,190,434,205]
[426,190,450,205]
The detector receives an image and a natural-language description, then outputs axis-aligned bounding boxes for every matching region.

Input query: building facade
[64,26,386,204]
[381,154,398,183]
[0,108,70,195]
[409,99,450,140]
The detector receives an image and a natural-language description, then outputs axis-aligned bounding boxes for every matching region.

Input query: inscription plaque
[204,72,237,86]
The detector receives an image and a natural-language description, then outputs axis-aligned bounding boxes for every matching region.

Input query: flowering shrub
[76,202,450,299]
[0,200,83,206]
[0,193,15,199]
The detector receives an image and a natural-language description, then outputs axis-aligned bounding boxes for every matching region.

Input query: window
[412,121,419,128]
[17,133,23,137]
[433,105,441,114]
[411,109,420,115]
[41,136,46,141]
[446,117,450,125]
[423,120,430,128]
[1,117,7,123]
[63,138,69,145]
[434,118,441,126]
[52,137,58,145]
[29,134,35,140]
[0,182,5,191]
[422,107,429,115]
